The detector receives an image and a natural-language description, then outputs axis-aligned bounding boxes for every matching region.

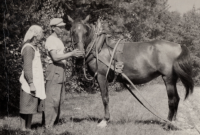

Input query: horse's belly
[122,65,160,84]
[122,44,160,84]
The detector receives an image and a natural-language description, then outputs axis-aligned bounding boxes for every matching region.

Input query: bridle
[70,19,103,81]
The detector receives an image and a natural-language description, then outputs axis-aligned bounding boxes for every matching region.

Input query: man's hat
[54,27,63,35]
[50,18,66,26]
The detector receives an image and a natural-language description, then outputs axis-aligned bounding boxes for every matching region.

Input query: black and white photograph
[1,0,200,134]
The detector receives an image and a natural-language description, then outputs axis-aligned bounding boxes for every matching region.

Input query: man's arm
[49,49,85,62]
[49,50,72,62]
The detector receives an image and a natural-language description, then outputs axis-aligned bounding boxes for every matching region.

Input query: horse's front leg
[97,73,110,128]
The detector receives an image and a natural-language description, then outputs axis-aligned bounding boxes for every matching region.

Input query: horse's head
[67,15,92,52]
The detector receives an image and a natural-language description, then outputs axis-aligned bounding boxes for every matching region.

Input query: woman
[19,25,46,131]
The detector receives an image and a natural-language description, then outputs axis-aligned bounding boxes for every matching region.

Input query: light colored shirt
[45,35,65,63]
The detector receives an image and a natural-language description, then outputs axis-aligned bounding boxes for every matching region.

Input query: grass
[1,84,200,135]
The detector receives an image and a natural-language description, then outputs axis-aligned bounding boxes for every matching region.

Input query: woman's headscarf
[24,25,43,42]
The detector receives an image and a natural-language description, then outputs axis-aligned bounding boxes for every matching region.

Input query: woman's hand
[29,83,36,96]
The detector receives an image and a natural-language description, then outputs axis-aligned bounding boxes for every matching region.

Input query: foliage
[1,0,200,114]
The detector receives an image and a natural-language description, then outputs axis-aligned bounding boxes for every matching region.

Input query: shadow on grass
[135,119,164,125]
[58,131,74,135]
[135,119,180,131]
[0,129,29,135]
[1,123,74,135]
[70,116,101,123]
[31,116,101,126]
[0,127,74,135]
[44,129,74,135]
[31,122,74,135]
[0,126,31,135]
[31,122,43,129]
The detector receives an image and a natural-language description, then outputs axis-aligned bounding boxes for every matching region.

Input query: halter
[70,19,103,81]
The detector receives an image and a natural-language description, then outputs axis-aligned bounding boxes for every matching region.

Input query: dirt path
[179,86,200,135]
[136,84,200,135]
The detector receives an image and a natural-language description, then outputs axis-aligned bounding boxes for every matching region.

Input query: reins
[82,19,103,81]
[105,38,122,79]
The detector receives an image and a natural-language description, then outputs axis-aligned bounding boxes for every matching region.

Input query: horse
[67,15,194,127]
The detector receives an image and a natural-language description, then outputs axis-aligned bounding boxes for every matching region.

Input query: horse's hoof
[163,123,170,131]
[163,121,181,131]
[163,122,174,130]
[97,119,107,128]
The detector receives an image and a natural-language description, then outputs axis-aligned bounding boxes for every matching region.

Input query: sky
[167,0,200,14]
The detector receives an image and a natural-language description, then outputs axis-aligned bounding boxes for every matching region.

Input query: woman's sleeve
[22,46,35,84]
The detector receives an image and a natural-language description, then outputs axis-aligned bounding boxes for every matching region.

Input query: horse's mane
[85,23,95,46]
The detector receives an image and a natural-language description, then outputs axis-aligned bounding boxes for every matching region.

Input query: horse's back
[122,40,182,84]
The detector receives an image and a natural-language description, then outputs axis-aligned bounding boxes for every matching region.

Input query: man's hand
[71,49,85,57]
[29,83,36,96]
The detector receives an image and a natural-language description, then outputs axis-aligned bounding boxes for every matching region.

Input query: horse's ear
[82,15,90,24]
[67,15,74,23]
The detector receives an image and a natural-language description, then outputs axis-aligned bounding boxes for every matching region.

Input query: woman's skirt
[20,89,44,114]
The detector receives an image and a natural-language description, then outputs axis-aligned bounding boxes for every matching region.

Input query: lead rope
[121,73,172,123]
[83,25,97,80]
[105,39,122,79]
[83,19,102,81]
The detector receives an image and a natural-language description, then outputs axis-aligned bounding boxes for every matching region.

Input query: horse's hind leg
[97,74,110,127]
[162,75,179,121]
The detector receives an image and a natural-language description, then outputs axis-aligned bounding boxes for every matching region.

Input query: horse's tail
[173,45,194,99]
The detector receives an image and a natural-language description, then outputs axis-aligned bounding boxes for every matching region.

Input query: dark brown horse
[67,15,194,127]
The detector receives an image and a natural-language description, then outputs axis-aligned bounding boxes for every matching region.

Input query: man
[43,18,84,128]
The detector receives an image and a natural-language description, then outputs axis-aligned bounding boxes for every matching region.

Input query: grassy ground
[1,84,200,135]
